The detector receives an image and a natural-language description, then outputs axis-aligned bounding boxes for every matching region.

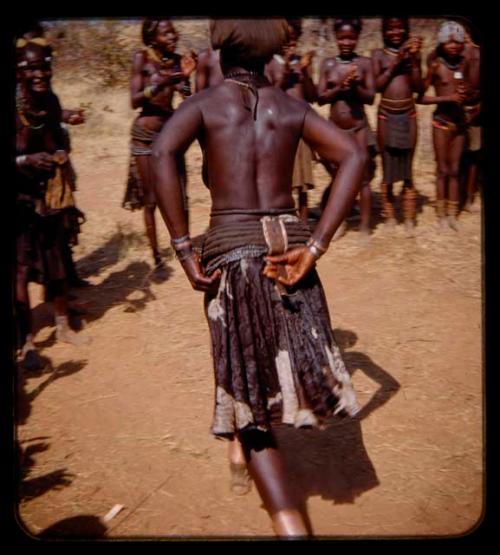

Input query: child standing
[317,18,375,239]
[372,17,423,233]
[418,21,473,230]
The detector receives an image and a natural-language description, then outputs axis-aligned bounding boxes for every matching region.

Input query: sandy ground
[14,54,483,539]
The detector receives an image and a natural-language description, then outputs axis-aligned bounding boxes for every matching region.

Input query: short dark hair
[211,19,290,68]
[382,17,410,45]
[142,18,171,46]
[333,18,362,35]
[286,19,302,39]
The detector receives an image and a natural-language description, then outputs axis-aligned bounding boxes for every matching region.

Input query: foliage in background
[44,17,447,89]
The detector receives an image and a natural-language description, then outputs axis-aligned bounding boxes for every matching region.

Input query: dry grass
[44,17,448,88]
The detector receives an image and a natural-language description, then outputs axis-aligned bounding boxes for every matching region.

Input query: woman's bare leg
[136,154,161,264]
[403,115,418,233]
[228,436,252,495]
[432,127,450,228]
[240,431,309,537]
[355,128,371,237]
[447,132,466,230]
[377,116,396,226]
[51,280,90,345]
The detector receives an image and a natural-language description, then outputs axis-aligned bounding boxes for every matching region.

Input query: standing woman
[372,17,423,232]
[418,21,473,230]
[317,18,375,239]
[127,18,196,269]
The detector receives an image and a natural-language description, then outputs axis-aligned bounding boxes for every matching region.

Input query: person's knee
[436,163,450,178]
[449,162,461,178]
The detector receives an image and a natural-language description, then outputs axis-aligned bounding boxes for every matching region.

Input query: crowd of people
[14,17,481,538]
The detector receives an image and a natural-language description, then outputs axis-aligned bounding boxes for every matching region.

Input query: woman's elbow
[151,143,176,165]
[151,143,164,164]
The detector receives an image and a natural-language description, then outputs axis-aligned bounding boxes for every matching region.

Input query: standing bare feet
[55,316,91,346]
[228,437,251,495]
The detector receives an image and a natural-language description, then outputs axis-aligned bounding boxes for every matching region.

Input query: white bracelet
[307,243,323,260]
[306,237,328,260]
[16,155,27,166]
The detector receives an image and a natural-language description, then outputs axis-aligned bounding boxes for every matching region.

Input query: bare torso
[372,48,416,99]
[319,56,371,129]
[265,55,312,101]
[132,49,182,133]
[431,56,468,122]
[193,82,308,225]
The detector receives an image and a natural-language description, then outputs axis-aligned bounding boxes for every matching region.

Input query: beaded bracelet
[171,234,194,261]
[171,234,191,246]
[182,81,191,96]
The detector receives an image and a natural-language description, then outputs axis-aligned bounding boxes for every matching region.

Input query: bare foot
[404,219,416,237]
[438,217,448,230]
[56,325,91,346]
[228,437,251,495]
[465,200,481,214]
[447,216,459,231]
[229,462,252,495]
[359,228,371,245]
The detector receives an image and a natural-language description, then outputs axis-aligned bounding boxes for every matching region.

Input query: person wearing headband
[15,41,90,370]
[152,18,366,537]
[17,22,89,288]
[418,20,474,230]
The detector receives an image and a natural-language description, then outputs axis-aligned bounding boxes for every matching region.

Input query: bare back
[153,71,362,238]
[174,82,309,217]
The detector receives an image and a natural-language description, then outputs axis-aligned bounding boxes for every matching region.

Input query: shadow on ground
[274,328,400,534]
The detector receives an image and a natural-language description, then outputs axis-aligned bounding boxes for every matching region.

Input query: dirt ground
[14,32,483,539]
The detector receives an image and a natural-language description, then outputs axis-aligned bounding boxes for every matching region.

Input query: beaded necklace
[144,46,176,70]
[336,53,358,64]
[16,85,47,131]
[438,55,463,71]
[383,47,400,56]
